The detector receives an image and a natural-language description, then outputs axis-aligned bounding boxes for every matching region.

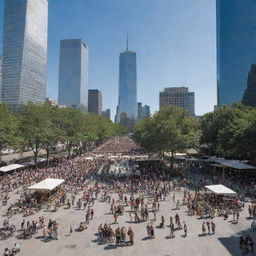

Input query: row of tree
[201,103,256,162]
[134,104,256,164]
[133,106,201,166]
[0,103,125,167]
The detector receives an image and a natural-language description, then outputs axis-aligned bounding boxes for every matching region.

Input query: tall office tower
[0,57,2,101]
[102,109,111,120]
[137,102,150,121]
[242,64,256,107]
[58,39,88,112]
[116,38,137,123]
[137,102,142,120]
[159,87,195,116]
[216,0,256,105]
[142,105,150,119]
[88,89,102,115]
[1,0,48,107]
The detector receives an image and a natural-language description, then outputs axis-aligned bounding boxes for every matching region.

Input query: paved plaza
[0,182,253,256]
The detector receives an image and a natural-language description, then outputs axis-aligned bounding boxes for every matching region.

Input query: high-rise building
[0,57,2,101]
[102,109,111,120]
[58,39,88,112]
[142,105,150,119]
[137,102,150,121]
[159,87,195,116]
[1,0,48,107]
[242,64,256,106]
[88,89,102,115]
[116,38,137,123]
[216,0,256,105]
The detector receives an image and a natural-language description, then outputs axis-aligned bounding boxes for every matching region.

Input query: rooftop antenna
[126,33,128,51]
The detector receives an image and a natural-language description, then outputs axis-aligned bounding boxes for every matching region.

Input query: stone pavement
[0,186,254,256]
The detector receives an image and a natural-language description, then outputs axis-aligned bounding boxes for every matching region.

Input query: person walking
[150,225,155,239]
[183,222,187,237]
[202,222,206,235]
[146,224,151,238]
[206,221,210,234]
[211,221,216,234]
[127,227,134,245]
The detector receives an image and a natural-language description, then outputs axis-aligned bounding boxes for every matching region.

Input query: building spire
[126,33,129,51]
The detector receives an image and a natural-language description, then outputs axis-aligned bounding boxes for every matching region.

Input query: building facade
[88,89,102,115]
[102,109,111,120]
[116,48,137,123]
[137,102,150,121]
[0,57,2,101]
[217,0,256,105]
[1,0,48,107]
[58,39,88,112]
[159,87,195,116]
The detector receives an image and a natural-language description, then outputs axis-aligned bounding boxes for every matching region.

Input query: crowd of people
[0,136,256,255]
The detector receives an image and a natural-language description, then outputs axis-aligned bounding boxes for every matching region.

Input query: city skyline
[0,0,216,119]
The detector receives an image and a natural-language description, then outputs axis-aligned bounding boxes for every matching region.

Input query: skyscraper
[58,39,88,112]
[102,109,111,120]
[0,57,2,101]
[216,0,256,105]
[88,89,102,115]
[159,87,195,116]
[137,102,150,121]
[1,0,48,107]
[116,37,137,123]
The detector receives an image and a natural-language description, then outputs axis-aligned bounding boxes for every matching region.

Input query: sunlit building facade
[58,39,88,112]
[116,49,137,123]
[1,0,48,107]
[216,0,256,105]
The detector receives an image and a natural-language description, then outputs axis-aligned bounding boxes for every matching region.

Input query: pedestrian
[211,221,215,234]
[173,192,175,203]
[69,224,73,235]
[150,225,155,239]
[202,222,206,235]
[146,224,151,238]
[183,222,187,237]
[127,227,134,245]
[206,221,210,234]
[114,212,118,224]
[115,227,121,246]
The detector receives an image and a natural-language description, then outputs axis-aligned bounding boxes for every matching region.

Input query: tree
[57,108,86,157]
[17,103,54,168]
[0,104,19,150]
[134,106,200,166]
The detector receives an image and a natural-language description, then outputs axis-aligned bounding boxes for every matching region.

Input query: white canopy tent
[85,157,93,160]
[28,178,65,191]
[0,164,26,173]
[205,184,236,196]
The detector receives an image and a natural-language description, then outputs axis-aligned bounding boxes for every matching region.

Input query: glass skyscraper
[216,0,256,105]
[117,47,137,122]
[1,0,48,107]
[58,39,88,112]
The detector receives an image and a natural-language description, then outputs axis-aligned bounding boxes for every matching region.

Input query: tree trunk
[34,151,38,169]
[171,151,174,169]
[46,147,50,164]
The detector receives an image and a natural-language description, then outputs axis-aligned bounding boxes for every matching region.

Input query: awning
[0,164,26,173]
[207,157,256,170]
[205,184,236,195]
[28,178,65,191]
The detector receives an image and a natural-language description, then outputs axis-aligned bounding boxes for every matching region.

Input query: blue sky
[0,0,216,120]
